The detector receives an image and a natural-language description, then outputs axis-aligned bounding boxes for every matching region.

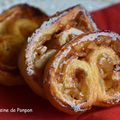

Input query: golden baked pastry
[44,31,120,114]
[19,5,98,97]
[0,4,48,86]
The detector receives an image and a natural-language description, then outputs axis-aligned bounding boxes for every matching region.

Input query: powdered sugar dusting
[25,29,42,75]
[25,11,68,76]
[69,102,88,112]
[106,92,120,104]
[80,32,120,42]
[72,31,120,47]
[113,92,120,103]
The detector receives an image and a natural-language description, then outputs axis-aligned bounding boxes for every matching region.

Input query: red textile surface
[91,3,120,34]
[0,3,120,120]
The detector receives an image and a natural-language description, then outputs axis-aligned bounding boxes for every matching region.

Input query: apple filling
[34,27,83,69]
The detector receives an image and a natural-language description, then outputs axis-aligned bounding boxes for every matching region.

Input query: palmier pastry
[44,31,120,114]
[19,5,98,97]
[0,4,48,86]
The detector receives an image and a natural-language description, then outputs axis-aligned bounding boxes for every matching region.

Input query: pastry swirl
[0,4,48,86]
[44,31,120,114]
[19,4,98,97]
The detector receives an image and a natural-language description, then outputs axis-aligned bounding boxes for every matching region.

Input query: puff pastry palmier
[0,4,48,86]
[44,31,120,114]
[19,4,98,97]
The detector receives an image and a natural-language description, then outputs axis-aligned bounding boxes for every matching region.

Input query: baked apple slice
[19,4,98,97]
[0,4,48,86]
[44,31,120,114]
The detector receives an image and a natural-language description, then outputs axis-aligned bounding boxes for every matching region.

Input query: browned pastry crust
[0,4,48,86]
[44,31,120,114]
[18,4,98,97]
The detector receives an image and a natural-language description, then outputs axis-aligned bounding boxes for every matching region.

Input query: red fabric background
[0,3,120,120]
[91,3,120,34]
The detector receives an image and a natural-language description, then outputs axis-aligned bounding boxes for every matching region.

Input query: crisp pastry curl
[44,31,120,114]
[0,4,48,86]
[19,4,98,97]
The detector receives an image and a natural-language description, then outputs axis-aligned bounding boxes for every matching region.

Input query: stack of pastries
[0,4,120,114]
